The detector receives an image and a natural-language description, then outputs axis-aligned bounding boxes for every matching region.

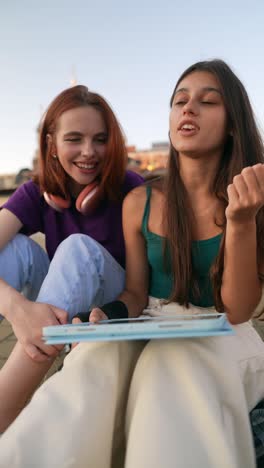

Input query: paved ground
[0,319,16,370]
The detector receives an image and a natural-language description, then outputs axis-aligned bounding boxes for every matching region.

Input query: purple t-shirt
[2,170,143,267]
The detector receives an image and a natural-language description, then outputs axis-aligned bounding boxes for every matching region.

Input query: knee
[54,234,99,257]
[52,234,105,270]
[145,339,190,361]
[141,339,205,373]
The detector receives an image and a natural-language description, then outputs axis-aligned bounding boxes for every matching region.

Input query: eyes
[65,138,80,142]
[174,100,217,106]
[174,91,222,107]
[64,136,107,144]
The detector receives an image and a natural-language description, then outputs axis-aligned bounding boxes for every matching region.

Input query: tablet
[43,313,234,344]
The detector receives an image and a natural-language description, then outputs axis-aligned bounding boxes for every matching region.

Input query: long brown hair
[164,59,264,310]
[35,85,127,201]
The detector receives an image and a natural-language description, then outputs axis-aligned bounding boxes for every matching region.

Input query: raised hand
[226,164,264,225]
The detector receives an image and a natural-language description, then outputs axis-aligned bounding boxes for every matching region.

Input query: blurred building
[0,173,17,192]
[0,168,33,194]
[127,141,169,179]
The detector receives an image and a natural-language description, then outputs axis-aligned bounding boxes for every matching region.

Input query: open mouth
[178,123,199,135]
[74,162,98,170]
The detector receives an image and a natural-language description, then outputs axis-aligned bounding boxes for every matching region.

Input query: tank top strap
[141,185,152,237]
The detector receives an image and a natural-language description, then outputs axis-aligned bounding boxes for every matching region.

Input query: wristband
[72,311,91,322]
[100,300,128,320]
[72,300,128,323]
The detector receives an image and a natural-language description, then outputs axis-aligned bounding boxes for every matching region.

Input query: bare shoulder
[124,185,147,209]
[124,183,163,208]
[150,185,164,201]
[123,185,147,228]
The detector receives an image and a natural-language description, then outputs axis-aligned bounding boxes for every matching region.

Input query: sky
[1,0,264,174]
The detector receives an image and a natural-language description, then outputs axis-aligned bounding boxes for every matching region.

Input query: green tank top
[142,186,222,307]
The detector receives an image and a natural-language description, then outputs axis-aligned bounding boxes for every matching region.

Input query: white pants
[0,320,263,468]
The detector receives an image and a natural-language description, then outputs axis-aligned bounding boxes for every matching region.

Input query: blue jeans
[0,233,125,321]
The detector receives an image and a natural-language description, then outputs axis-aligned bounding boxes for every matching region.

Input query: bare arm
[90,187,149,322]
[0,208,23,250]
[117,187,149,316]
[221,165,264,324]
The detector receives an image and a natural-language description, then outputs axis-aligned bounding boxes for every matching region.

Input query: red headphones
[44,181,100,215]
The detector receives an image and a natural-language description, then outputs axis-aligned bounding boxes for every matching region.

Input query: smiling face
[169,71,228,161]
[53,106,107,196]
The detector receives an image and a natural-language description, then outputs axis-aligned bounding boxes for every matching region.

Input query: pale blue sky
[1,0,264,173]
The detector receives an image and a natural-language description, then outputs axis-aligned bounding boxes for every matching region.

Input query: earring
[52,154,58,159]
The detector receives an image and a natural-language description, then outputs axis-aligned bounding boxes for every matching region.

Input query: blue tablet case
[43,313,234,345]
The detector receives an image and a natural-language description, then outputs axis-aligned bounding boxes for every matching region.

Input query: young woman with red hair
[0,85,143,430]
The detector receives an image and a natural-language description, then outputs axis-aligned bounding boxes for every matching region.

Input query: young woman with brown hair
[0,60,264,468]
[0,84,143,430]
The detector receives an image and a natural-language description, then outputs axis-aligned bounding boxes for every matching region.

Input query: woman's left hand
[226,164,264,225]
[71,308,108,349]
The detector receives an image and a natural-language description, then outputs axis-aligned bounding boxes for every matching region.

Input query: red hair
[36,85,127,201]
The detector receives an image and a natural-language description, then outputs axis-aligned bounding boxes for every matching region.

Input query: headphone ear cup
[44,192,71,212]
[76,182,100,214]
